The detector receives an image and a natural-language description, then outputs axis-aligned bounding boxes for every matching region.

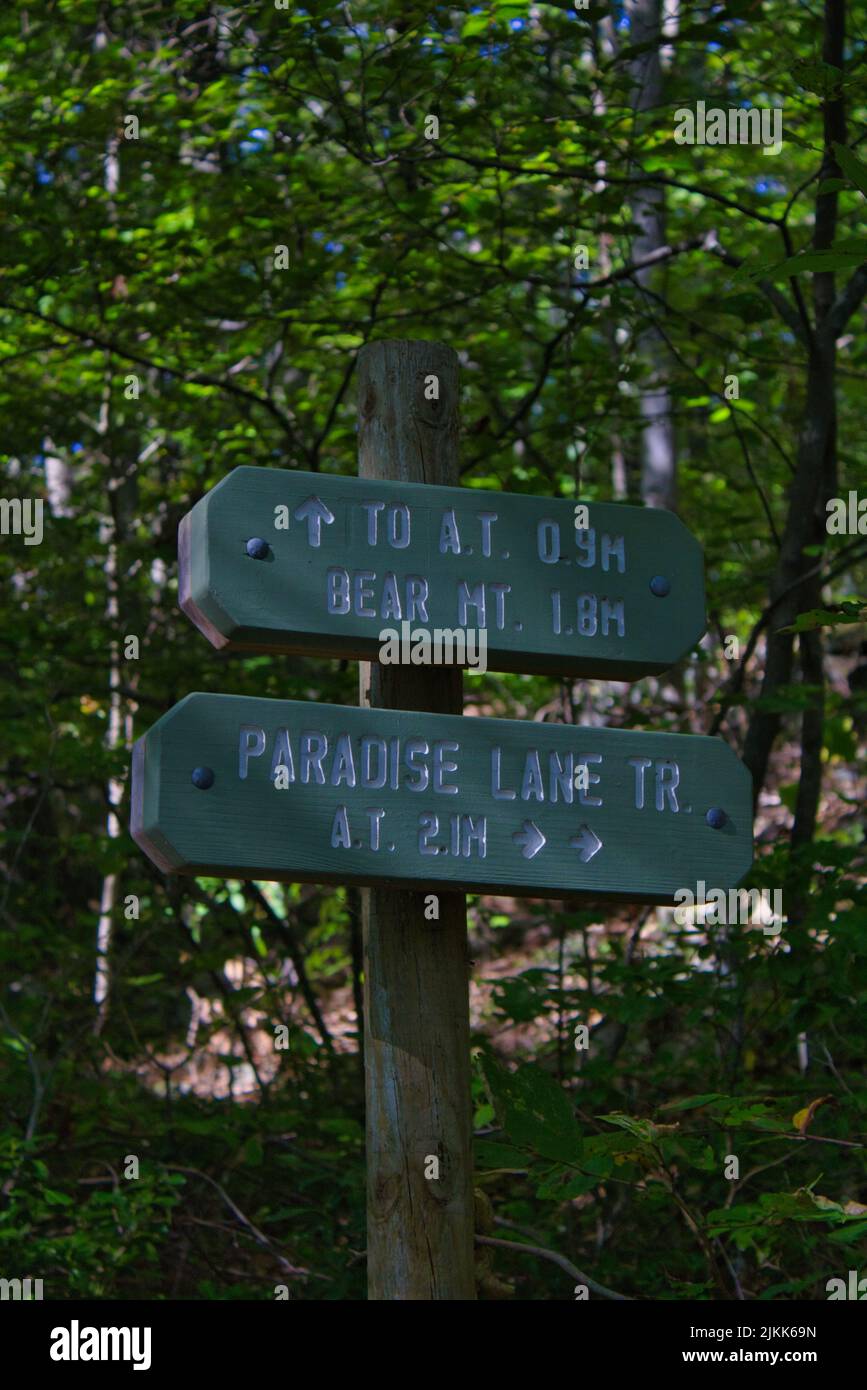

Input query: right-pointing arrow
[570,824,603,863]
[512,820,546,860]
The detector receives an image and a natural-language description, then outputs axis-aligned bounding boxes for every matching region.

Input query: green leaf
[833,143,867,198]
[768,248,866,278]
[43,1189,74,1206]
[491,973,548,1023]
[779,781,798,813]
[154,207,195,235]
[823,714,857,761]
[659,1093,729,1113]
[461,14,491,38]
[791,60,845,97]
[249,924,268,959]
[242,1136,264,1166]
[480,1055,582,1160]
[474,1140,530,1170]
[829,1219,867,1244]
[535,1165,597,1200]
[779,600,866,634]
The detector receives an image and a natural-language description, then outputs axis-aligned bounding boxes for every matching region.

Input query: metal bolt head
[191,767,215,790]
[706,807,727,830]
[650,575,671,597]
[246,537,270,560]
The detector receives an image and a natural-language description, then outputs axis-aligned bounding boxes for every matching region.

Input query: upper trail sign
[131,693,752,903]
[179,467,706,679]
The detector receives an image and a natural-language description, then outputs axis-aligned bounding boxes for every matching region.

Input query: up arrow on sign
[293,495,335,547]
[178,466,707,679]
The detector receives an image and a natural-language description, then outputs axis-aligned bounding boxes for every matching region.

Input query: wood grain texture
[358,339,475,1301]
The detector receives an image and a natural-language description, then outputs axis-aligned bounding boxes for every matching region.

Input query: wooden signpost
[130,338,753,1302]
[178,465,706,679]
[131,692,752,903]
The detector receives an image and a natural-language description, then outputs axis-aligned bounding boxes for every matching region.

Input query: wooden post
[357,339,476,1300]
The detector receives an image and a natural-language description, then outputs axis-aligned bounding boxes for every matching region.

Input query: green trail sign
[179,467,706,679]
[131,693,752,903]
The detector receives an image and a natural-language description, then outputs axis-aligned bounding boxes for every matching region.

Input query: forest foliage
[1,0,866,1299]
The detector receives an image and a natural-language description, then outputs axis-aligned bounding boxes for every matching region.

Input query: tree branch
[825,263,867,340]
[474,1234,632,1300]
[0,298,299,442]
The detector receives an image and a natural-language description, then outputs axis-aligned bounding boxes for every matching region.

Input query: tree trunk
[626,0,677,512]
[743,0,845,832]
[357,340,476,1301]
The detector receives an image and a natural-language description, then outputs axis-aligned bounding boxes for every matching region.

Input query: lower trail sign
[131,692,752,903]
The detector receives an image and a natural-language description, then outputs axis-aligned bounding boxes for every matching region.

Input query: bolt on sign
[131,694,752,903]
[179,467,706,679]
